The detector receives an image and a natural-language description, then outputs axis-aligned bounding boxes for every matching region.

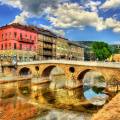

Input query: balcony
[43,51,53,56]
[43,44,53,49]
[19,38,34,44]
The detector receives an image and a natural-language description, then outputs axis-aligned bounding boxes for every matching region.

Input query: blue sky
[0,0,120,44]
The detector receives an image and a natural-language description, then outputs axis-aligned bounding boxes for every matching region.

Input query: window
[1,44,3,50]
[2,34,4,40]
[5,44,7,50]
[9,43,11,49]
[20,33,22,39]
[14,32,17,38]
[5,33,7,39]
[14,43,17,49]
[20,44,22,50]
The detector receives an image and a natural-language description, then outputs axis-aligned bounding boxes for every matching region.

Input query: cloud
[0,0,22,9]
[0,0,70,15]
[48,3,120,33]
[85,0,101,12]
[11,11,29,24]
[1,0,120,34]
[48,3,104,29]
[101,0,120,9]
[39,24,65,36]
[105,18,120,33]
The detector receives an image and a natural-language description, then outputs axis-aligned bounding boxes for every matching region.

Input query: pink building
[0,23,38,62]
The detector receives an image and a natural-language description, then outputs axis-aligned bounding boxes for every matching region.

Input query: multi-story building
[68,41,84,60]
[36,28,57,60]
[0,23,37,62]
[75,41,96,61]
[0,23,84,62]
[56,37,69,59]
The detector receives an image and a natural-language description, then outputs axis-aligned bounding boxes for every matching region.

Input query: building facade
[56,37,69,59]
[36,28,57,60]
[0,23,37,62]
[0,23,84,62]
[68,42,84,60]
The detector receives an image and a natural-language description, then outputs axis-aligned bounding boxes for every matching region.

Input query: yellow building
[112,54,120,62]
[56,37,84,60]
[68,41,84,60]
[56,37,69,59]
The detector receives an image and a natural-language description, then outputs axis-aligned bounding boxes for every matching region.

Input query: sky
[0,0,120,44]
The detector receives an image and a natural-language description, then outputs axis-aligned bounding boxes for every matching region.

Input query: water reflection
[83,71,108,106]
[34,109,92,120]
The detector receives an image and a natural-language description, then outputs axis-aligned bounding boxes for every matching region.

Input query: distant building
[0,23,37,62]
[35,27,57,60]
[56,37,69,59]
[75,41,96,61]
[68,41,84,60]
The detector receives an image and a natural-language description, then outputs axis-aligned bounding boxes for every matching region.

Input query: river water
[31,70,109,120]
[33,109,92,120]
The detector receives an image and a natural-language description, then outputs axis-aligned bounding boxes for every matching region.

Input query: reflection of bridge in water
[1,60,120,105]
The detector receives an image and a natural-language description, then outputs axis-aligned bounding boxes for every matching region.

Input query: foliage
[92,86,105,94]
[91,42,112,61]
[111,46,120,54]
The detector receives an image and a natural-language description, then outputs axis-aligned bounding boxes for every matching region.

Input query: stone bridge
[3,60,120,83]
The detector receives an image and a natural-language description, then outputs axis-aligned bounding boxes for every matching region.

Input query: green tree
[92,42,112,61]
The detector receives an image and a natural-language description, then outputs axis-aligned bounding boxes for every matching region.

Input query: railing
[18,38,34,44]
[43,51,53,56]
[43,44,53,49]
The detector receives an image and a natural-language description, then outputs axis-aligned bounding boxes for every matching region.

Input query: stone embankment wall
[92,93,120,120]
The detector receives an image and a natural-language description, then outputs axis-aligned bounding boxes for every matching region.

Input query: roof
[0,23,57,38]
[26,25,57,38]
[68,41,84,48]
[0,23,38,33]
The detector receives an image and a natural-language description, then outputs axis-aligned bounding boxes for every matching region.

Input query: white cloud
[0,0,22,9]
[39,24,65,36]
[1,0,120,34]
[48,3,120,33]
[85,1,101,12]
[0,0,69,15]
[101,0,120,9]
[48,3,104,29]
[11,11,29,24]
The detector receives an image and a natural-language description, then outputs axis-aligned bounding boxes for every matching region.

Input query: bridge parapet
[18,60,120,69]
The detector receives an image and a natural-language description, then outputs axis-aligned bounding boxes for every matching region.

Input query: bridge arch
[77,69,91,81]
[41,65,56,78]
[19,67,32,76]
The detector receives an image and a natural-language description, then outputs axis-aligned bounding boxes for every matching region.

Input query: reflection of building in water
[49,67,66,89]
[83,71,106,87]
[83,71,107,106]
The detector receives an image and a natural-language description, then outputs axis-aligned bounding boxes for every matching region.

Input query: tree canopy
[91,42,112,61]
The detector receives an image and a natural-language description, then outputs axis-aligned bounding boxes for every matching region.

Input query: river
[33,109,92,120]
